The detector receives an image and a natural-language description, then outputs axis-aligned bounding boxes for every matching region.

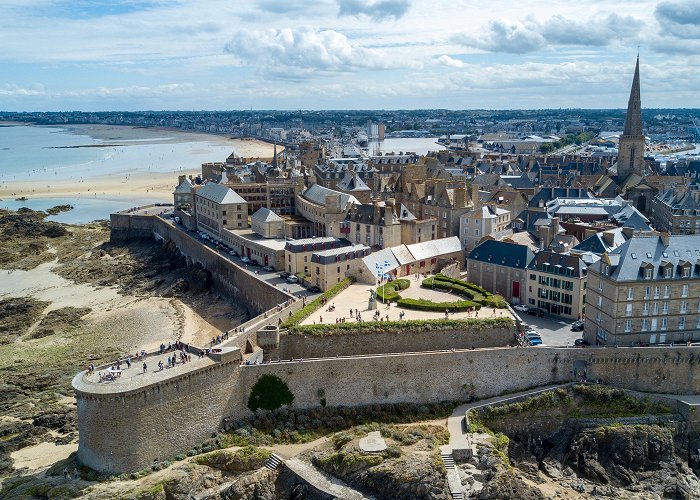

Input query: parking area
[159,216,320,299]
[515,312,583,347]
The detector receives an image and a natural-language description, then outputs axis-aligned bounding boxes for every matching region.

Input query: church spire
[623,54,642,137]
[616,55,645,180]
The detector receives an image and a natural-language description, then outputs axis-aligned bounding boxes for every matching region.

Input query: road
[158,215,320,299]
[516,312,583,347]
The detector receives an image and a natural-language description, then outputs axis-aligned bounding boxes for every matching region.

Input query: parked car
[574,338,588,347]
[571,320,585,331]
[307,285,321,293]
[229,250,237,256]
[526,307,545,317]
[174,216,181,224]
[513,304,529,313]
[526,332,542,341]
[286,275,299,283]
[279,271,291,279]
[240,256,251,264]
[249,260,259,266]
[529,337,543,346]
[262,265,275,272]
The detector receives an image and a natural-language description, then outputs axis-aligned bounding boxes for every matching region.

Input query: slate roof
[528,188,592,208]
[590,234,700,282]
[467,240,535,269]
[174,178,194,194]
[197,182,246,204]
[405,237,461,261]
[301,184,359,210]
[336,171,371,192]
[501,174,535,190]
[527,250,588,278]
[573,227,629,255]
[251,207,283,224]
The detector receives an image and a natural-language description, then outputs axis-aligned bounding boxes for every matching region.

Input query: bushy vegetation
[247,374,295,412]
[221,401,460,447]
[375,278,411,302]
[419,274,508,309]
[571,384,673,417]
[481,388,572,420]
[288,316,513,336]
[282,277,353,327]
[195,446,271,472]
[539,131,597,153]
[396,297,481,312]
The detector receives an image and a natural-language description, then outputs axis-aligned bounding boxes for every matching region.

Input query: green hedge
[396,297,481,312]
[376,279,411,303]
[282,278,353,328]
[288,317,513,336]
[432,274,491,296]
[422,277,480,301]
[480,295,508,308]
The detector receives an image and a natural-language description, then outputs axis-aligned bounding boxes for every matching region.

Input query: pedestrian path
[285,457,375,500]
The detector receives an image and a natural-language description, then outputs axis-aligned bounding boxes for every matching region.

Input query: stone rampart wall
[75,343,700,473]
[271,325,514,360]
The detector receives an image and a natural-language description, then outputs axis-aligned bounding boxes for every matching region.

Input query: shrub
[375,279,411,303]
[480,294,508,309]
[282,278,353,327]
[248,374,295,412]
[421,275,508,307]
[288,317,513,336]
[396,297,480,312]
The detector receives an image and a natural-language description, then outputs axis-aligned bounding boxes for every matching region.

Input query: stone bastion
[73,344,700,473]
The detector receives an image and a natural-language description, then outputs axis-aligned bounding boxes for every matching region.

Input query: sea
[0,125,245,223]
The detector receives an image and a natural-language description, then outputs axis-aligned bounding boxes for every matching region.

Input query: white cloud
[337,0,410,21]
[436,55,464,68]
[224,26,402,76]
[655,0,700,39]
[452,19,545,54]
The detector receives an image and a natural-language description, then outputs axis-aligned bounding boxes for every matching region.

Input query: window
[237,214,242,219]
[625,319,632,332]
[664,267,672,278]
[654,286,660,299]
[664,285,670,298]
[598,279,603,291]
[645,268,652,279]
[696,316,700,329]
[627,287,634,300]
[679,316,686,330]
[682,284,689,298]
[222,211,226,216]
[681,301,688,314]
[644,287,650,299]
[597,296,602,307]
[626,303,633,317]
[643,302,649,315]
[683,267,690,277]
[222,219,227,225]
[652,302,658,315]
[641,319,649,331]
[661,318,667,331]
[662,301,669,314]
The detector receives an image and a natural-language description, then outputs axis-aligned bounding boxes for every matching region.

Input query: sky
[1,0,699,111]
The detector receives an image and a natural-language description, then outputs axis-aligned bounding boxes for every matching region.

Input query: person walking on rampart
[142,362,147,374]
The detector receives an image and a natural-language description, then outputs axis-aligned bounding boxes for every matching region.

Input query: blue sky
[1,0,699,111]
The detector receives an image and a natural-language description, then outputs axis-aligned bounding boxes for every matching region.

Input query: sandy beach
[0,124,277,203]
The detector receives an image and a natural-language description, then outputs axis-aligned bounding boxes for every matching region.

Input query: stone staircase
[440,446,464,500]
[264,452,283,470]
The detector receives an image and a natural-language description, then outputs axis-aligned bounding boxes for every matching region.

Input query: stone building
[295,184,360,237]
[584,234,700,346]
[173,176,197,211]
[459,205,511,253]
[284,237,351,277]
[466,240,535,304]
[649,188,700,235]
[334,200,402,249]
[310,244,371,291]
[526,250,588,320]
[194,183,247,240]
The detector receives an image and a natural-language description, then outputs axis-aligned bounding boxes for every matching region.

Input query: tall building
[616,56,645,180]
[584,234,700,346]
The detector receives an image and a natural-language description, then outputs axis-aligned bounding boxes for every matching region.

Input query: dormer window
[664,267,672,278]
[645,268,653,279]
[683,267,690,278]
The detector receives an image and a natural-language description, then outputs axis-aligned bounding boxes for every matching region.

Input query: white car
[513,304,529,313]
[240,256,251,264]
[286,275,299,283]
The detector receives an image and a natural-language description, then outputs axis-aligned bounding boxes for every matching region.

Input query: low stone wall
[75,344,700,473]
[269,325,515,360]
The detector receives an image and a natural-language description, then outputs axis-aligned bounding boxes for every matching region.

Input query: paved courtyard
[299,274,515,326]
[516,313,583,347]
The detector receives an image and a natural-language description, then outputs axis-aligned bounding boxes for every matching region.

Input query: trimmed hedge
[422,277,481,301]
[282,278,353,328]
[397,297,481,312]
[288,317,513,336]
[433,274,491,296]
[376,279,411,303]
[480,294,508,308]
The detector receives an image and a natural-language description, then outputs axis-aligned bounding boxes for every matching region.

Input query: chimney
[602,231,615,247]
[178,175,186,185]
[454,187,467,208]
[374,200,381,224]
[471,185,479,207]
[661,232,670,247]
[552,216,560,237]
[621,226,634,239]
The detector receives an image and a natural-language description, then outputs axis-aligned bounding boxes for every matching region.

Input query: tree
[247,374,295,412]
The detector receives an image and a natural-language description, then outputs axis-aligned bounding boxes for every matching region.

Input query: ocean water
[0,125,242,223]
[0,125,237,182]
[369,137,445,156]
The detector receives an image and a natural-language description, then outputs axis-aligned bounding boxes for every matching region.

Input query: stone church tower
[616,56,645,180]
